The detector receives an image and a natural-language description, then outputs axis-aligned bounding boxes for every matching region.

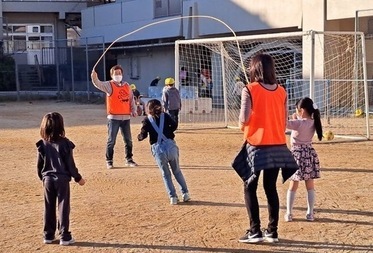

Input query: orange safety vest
[106,81,132,115]
[243,82,286,145]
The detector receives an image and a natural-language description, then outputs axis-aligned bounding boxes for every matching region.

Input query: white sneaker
[306,213,315,221]
[125,160,138,167]
[284,213,293,222]
[60,238,75,246]
[170,197,178,205]
[182,193,191,202]
[43,239,54,244]
[106,161,113,169]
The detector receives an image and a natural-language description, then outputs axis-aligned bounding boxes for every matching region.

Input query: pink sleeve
[239,87,251,126]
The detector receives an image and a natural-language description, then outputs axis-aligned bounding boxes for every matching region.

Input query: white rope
[92,15,248,83]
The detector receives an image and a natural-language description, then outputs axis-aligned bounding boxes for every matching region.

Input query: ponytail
[313,109,323,141]
[296,97,323,141]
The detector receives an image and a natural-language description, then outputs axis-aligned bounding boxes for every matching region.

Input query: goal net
[175,31,370,140]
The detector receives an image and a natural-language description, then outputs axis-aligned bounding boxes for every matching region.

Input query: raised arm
[91,70,112,95]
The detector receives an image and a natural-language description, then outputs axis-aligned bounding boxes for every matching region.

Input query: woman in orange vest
[238,54,298,244]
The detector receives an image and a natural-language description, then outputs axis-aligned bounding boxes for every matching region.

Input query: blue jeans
[106,119,133,163]
[151,143,188,198]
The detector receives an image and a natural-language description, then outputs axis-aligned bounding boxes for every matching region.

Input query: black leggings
[244,168,280,233]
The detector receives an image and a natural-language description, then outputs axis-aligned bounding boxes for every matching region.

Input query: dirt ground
[0,101,372,253]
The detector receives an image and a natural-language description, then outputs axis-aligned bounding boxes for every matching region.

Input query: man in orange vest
[91,65,138,169]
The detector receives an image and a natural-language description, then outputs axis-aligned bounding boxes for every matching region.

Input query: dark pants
[205,88,212,98]
[43,177,72,241]
[168,110,179,128]
[106,119,133,163]
[244,168,280,233]
[199,88,212,98]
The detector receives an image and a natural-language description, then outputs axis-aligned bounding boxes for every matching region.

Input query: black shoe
[125,160,138,167]
[238,230,263,243]
[263,229,279,242]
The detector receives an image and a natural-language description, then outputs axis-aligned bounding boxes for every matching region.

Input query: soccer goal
[175,30,371,140]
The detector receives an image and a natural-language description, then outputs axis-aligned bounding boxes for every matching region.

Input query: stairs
[17,65,56,91]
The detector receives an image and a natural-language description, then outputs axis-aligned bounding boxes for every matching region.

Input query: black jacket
[36,138,82,182]
[138,113,177,145]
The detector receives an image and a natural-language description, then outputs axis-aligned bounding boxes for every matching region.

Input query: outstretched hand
[78,178,86,186]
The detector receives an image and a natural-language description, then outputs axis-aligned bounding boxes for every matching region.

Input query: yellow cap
[130,84,136,90]
[165,77,175,86]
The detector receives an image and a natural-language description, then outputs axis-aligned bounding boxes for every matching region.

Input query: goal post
[175,30,370,140]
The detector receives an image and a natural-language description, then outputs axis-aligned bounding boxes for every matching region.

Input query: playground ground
[0,101,372,253]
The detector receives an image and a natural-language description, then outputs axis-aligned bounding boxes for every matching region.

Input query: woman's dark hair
[40,112,65,142]
[296,97,323,141]
[147,99,163,117]
[249,54,277,84]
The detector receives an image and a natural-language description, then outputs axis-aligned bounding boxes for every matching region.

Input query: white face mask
[112,75,122,82]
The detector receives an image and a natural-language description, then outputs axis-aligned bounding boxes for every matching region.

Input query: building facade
[81,0,373,95]
[2,0,373,95]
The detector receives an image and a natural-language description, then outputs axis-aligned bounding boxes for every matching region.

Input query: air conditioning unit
[27,25,40,33]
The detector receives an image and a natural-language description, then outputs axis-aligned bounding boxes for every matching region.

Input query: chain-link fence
[0,36,106,102]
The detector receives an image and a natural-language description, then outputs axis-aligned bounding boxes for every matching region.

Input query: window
[40,25,53,33]
[169,0,181,16]
[13,36,27,51]
[368,18,373,34]
[154,0,181,18]
[13,25,26,33]
[130,56,140,79]
[3,25,12,35]
[28,36,41,49]
[2,23,54,53]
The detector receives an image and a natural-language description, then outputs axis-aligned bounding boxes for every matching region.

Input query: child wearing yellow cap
[162,77,181,128]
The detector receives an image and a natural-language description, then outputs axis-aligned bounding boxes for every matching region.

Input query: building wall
[81,0,303,90]
[1,1,86,16]
[81,0,302,43]
[183,0,302,37]
[4,12,66,38]
[82,0,183,43]
[1,0,87,41]
[81,0,373,93]
[327,0,373,20]
[116,46,176,95]
[3,1,372,94]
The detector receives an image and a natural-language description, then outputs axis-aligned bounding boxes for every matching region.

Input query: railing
[2,0,106,2]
